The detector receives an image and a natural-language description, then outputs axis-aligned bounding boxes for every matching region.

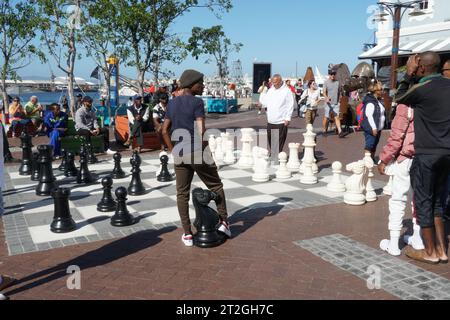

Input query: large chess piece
[36,145,56,196]
[128,151,146,195]
[64,152,78,177]
[276,152,292,180]
[19,129,33,176]
[77,145,94,184]
[300,125,318,174]
[58,149,67,172]
[300,159,318,185]
[112,152,126,179]
[31,152,40,181]
[287,143,301,173]
[327,161,346,193]
[208,135,218,164]
[364,154,377,202]
[252,148,270,182]
[111,187,136,227]
[86,142,98,164]
[237,128,255,169]
[214,137,224,165]
[224,140,236,165]
[97,176,117,212]
[192,188,226,248]
[344,160,367,206]
[157,155,173,182]
[50,188,76,233]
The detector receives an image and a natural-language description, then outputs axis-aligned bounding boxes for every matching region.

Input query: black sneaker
[338,131,346,139]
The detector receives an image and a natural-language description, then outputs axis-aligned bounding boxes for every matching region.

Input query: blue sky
[19,0,377,80]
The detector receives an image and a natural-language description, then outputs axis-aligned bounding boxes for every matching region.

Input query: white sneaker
[258,111,262,115]
[106,149,115,155]
[380,239,401,256]
[182,234,193,247]
[404,234,425,250]
[218,221,231,238]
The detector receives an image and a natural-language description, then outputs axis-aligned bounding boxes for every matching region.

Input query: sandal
[404,246,440,265]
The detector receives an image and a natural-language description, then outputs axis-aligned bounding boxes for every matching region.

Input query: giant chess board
[1,154,387,255]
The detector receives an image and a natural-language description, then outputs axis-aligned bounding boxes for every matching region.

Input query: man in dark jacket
[396,51,450,264]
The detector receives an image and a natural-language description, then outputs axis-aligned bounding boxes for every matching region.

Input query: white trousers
[388,159,413,233]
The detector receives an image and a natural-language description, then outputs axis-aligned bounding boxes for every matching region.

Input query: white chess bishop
[276,152,292,180]
[286,143,301,173]
[343,160,367,206]
[237,128,255,169]
[327,161,346,193]
[300,124,318,174]
[252,148,270,183]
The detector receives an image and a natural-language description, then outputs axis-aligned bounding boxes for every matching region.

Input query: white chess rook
[364,154,377,202]
[238,128,255,169]
[276,152,292,180]
[327,161,346,193]
[344,160,367,206]
[287,143,301,173]
[252,148,270,183]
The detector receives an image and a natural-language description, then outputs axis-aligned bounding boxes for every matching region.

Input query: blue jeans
[442,175,450,214]
[11,118,31,133]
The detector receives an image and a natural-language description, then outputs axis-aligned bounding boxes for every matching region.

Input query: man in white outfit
[259,74,295,157]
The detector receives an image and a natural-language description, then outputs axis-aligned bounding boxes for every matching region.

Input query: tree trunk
[105,73,112,123]
[137,69,145,97]
[68,31,77,117]
[1,78,8,118]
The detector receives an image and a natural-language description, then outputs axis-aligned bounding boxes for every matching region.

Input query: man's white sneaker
[218,221,231,238]
[404,234,425,250]
[106,149,115,155]
[380,239,401,256]
[182,234,193,247]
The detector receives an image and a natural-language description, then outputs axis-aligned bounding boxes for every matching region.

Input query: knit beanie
[179,69,204,89]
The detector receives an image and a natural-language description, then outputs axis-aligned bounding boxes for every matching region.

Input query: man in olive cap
[162,69,231,247]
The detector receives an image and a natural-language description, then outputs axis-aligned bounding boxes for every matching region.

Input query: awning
[359,38,450,60]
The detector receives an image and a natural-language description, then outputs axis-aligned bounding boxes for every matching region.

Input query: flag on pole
[90,66,100,80]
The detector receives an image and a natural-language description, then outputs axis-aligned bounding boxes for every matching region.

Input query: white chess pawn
[215,137,224,165]
[224,140,236,164]
[287,143,301,173]
[343,160,367,206]
[276,152,291,180]
[327,161,346,193]
[300,159,318,185]
[364,156,377,202]
[252,149,270,182]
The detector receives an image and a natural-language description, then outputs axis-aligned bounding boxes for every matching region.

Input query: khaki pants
[305,109,317,125]
[174,152,228,234]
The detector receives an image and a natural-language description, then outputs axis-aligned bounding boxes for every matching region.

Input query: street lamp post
[376,1,426,92]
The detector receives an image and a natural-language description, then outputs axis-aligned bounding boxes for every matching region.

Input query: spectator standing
[323,71,345,138]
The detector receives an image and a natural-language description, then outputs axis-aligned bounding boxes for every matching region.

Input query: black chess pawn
[112,152,126,179]
[35,145,56,196]
[157,155,173,182]
[64,152,78,177]
[58,149,68,172]
[110,187,136,227]
[87,142,98,164]
[128,152,145,196]
[50,188,76,233]
[19,129,33,176]
[31,152,40,181]
[77,145,94,184]
[192,188,226,248]
[97,176,117,212]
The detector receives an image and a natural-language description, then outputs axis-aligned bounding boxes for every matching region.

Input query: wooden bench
[114,115,161,151]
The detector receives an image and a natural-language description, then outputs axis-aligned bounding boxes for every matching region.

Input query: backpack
[356,101,364,130]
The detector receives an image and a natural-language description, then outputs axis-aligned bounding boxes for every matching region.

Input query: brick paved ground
[1,108,448,300]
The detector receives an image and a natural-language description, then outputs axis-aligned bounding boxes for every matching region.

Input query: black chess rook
[111,187,136,227]
[35,145,56,196]
[97,176,117,212]
[157,155,173,182]
[19,130,33,176]
[50,188,76,233]
[192,188,226,248]
[112,152,126,179]
[128,151,145,196]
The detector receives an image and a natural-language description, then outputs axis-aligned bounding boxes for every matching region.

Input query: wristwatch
[377,160,383,165]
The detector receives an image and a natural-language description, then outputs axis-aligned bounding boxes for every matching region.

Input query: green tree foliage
[0,0,45,112]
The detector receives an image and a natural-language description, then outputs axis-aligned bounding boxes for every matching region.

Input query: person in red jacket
[378,104,424,256]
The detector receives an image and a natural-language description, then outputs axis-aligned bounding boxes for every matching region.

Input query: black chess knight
[192,188,226,248]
